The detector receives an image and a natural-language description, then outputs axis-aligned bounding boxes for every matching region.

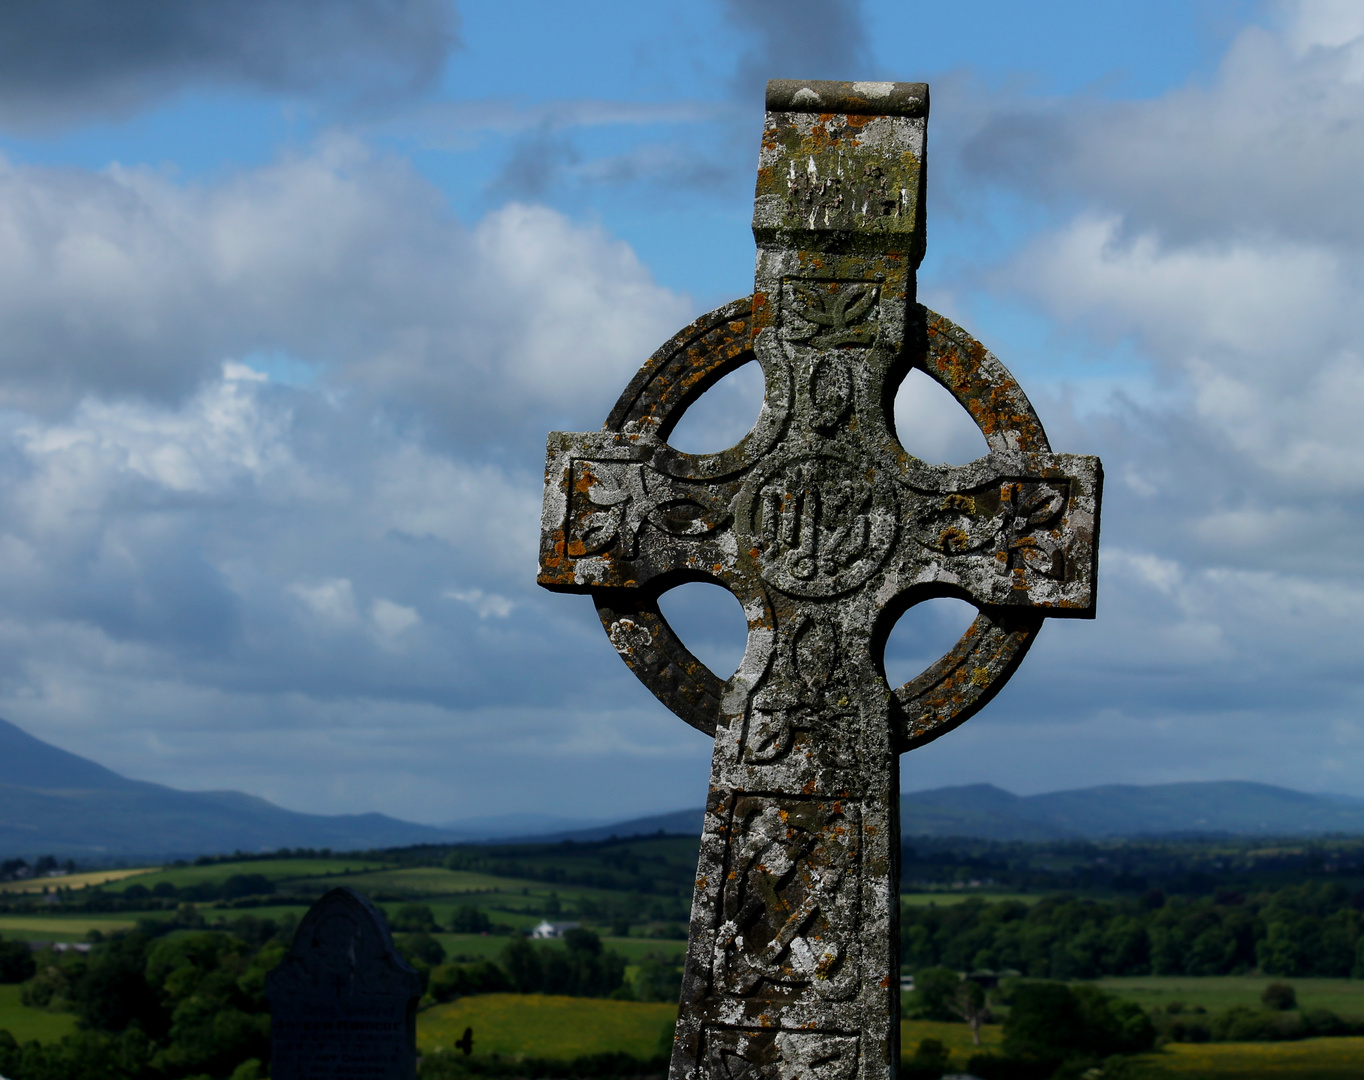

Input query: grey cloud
[0,0,458,129]
[0,140,704,821]
[0,145,688,452]
[720,0,872,102]
[489,127,581,200]
[954,24,1364,247]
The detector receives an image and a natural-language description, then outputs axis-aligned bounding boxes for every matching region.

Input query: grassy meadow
[95,857,391,892]
[0,868,158,895]
[416,994,1005,1069]
[900,891,1039,907]
[1134,1037,1364,1078]
[1094,976,1364,1017]
[0,985,76,1044]
[419,993,676,1060]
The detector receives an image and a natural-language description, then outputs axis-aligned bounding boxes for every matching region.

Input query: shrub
[429,960,510,1002]
[391,903,440,933]
[906,967,961,1021]
[904,1037,951,1079]
[1261,981,1296,1010]
[631,956,682,1003]
[1004,981,1155,1061]
[220,874,274,900]
[448,904,492,934]
[0,937,35,983]
[399,932,448,968]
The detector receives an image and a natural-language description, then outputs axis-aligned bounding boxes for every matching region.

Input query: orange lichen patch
[939,527,969,552]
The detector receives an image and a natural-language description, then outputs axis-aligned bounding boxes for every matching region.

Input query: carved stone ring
[589,295,1068,753]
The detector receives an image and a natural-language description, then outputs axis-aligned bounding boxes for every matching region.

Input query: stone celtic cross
[539,80,1101,1080]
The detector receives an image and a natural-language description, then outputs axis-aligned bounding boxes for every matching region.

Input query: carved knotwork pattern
[704,1028,859,1080]
[712,797,859,1003]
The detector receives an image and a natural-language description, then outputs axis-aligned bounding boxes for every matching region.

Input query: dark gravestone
[267,887,423,1080]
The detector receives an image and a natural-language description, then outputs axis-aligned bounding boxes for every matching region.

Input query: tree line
[902,881,1364,978]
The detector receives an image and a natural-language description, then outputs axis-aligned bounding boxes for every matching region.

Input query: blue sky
[0,0,1358,826]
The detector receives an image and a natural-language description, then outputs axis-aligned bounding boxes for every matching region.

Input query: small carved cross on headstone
[539,80,1102,1080]
[266,887,423,1080]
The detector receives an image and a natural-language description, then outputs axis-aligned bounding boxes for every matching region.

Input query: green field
[0,868,157,895]
[901,892,1039,907]
[1134,1037,1364,1078]
[0,914,136,942]
[0,985,76,1043]
[308,867,545,897]
[1094,976,1364,1017]
[417,996,1003,1069]
[418,993,676,1059]
[900,1019,1003,1064]
[97,858,391,892]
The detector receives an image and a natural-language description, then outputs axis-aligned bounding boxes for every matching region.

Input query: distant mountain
[516,781,1364,845]
[0,717,461,859]
[435,812,610,841]
[506,809,705,844]
[898,781,1364,841]
[6,712,1363,858]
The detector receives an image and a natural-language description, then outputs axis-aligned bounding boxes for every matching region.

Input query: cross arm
[538,431,739,594]
[890,450,1103,615]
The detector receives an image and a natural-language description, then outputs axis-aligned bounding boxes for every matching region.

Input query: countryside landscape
[0,2,1361,1079]
[6,823,1364,1077]
[2,718,1364,1076]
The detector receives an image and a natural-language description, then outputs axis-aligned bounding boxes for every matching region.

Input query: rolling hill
[897,781,1364,840]
[514,782,1364,844]
[3,712,1364,859]
[0,717,459,858]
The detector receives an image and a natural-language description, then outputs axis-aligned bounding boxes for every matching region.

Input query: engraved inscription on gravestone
[266,887,422,1080]
[539,80,1103,1080]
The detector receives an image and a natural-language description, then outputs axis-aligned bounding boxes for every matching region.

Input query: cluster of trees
[901,835,1364,895]
[0,928,282,1080]
[0,856,73,882]
[420,927,682,1006]
[123,874,275,905]
[957,981,1156,1080]
[441,837,697,898]
[1149,981,1364,1045]
[901,882,1364,978]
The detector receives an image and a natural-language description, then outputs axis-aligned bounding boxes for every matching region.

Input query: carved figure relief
[782,282,880,350]
[712,797,858,1003]
[568,460,730,558]
[743,616,855,772]
[740,457,897,598]
[915,480,1069,580]
[704,1028,859,1080]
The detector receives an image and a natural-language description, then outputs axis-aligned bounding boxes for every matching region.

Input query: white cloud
[445,588,515,619]
[0,136,708,818]
[291,579,358,625]
[371,598,420,639]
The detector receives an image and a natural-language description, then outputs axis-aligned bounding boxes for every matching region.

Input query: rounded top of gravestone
[765,79,928,117]
[265,886,422,1005]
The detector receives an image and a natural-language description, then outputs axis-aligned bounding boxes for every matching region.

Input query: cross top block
[539,79,1101,1080]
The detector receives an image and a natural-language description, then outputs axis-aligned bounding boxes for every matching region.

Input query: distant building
[530,920,580,939]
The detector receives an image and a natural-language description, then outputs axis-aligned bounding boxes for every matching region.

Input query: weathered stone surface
[538,79,1103,1080]
[266,887,422,1080]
